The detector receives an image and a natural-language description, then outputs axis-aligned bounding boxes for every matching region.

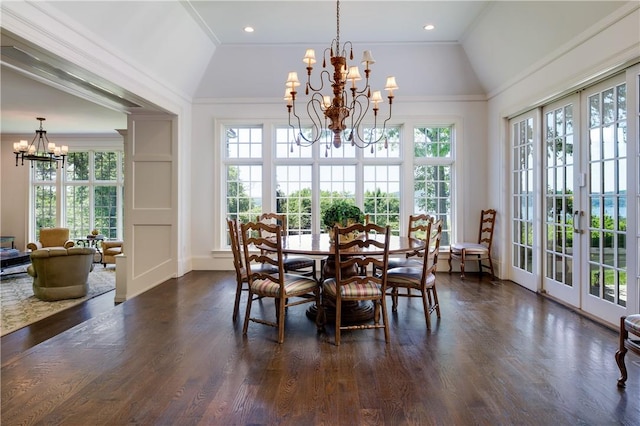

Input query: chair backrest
[406,214,432,258]
[423,218,444,276]
[241,221,286,292]
[227,218,245,280]
[477,209,497,251]
[257,213,287,235]
[407,214,432,240]
[39,227,71,247]
[333,223,391,289]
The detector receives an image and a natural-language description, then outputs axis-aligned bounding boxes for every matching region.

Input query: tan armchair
[27,228,75,251]
[27,247,95,301]
[102,240,123,267]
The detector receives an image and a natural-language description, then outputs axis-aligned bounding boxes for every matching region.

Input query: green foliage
[322,199,364,230]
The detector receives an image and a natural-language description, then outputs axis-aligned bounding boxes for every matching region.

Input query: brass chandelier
[13,117,68,168]
[285,0,398,153]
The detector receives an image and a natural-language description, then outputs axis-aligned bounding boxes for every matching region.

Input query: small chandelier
[285,0,398,154]
[13,117,68,168]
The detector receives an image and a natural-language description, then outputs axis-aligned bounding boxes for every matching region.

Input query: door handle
[573,210,583,234]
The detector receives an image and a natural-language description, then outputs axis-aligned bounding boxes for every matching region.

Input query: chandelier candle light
[285,0,398,154]
[13,117,68,168]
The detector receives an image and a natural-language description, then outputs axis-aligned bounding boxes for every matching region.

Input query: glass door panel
[581,75,632,324]
[542,95,581,307]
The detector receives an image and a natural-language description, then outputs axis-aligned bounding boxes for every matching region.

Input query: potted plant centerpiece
[322,199,365,243]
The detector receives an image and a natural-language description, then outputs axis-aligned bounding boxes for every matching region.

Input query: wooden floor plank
[2,270,639,425]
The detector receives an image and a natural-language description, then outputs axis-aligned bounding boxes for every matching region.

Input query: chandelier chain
[336,0,340,50]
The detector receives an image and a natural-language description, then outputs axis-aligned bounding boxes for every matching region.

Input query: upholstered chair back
[27,247,95,301]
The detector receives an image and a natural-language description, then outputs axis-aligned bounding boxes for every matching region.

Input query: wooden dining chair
[241,221,321,343]
[448,209,496,279]
[321,222,391,346]
[227,218,277,322]
[386,218,443,329]
[257,213,317,279]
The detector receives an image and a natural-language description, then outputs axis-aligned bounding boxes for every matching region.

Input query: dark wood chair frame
[227,218,276,322]
[615,315,640,387]
[387,218,443,329]
[241,221,321,343]
[322,223,391,346]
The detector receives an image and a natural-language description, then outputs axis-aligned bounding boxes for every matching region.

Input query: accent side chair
[448,209,496,279]
[615,314,640,387]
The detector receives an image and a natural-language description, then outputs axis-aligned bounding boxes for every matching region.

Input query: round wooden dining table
[279,233,425,324]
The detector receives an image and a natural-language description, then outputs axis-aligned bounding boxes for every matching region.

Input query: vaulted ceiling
[0,1,631,135]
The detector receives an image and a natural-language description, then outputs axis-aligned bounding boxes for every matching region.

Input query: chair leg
[277,296,286,344]
[421,290,431,329]
[488,257,495,279]
[616,316,629,387]
[431,285,441,318]
[391,287,399,312]
[380,297,390,343]
[242,288,254,336]
[335,295,342,346]
[459,249,466,278]
[448,250,453,273]
[232,279,244,322]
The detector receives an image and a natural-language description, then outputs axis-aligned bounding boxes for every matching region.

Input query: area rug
[0,266,115,336]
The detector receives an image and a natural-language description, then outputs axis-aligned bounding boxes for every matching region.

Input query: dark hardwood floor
[2,270,639,425]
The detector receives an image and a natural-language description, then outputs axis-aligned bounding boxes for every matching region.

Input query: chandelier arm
[348,95,391,148]
[289,108,319,146]
[306,69,332,93]
[347,94,373,146]
[340,41,353,61]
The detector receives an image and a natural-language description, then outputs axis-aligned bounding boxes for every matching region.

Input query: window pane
[362,127,400,159]
[226,165,262,223]
[95,152,118,180]
[414,127,451,158]
[363,165,400,233]
[414,164,451,246]
[66,152,89,181]
[275,127,313,159]
[276,165,313,234]
[66,186,90,239]
[319,165,357,227]
[225,126,263,159]
[34,185,56,237]
[95,186,118,239]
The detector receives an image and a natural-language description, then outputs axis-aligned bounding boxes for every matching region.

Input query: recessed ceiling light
[424,24,435,31]
[244,26,254,33]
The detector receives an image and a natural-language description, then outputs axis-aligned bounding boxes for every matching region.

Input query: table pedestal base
[306,300,374,324]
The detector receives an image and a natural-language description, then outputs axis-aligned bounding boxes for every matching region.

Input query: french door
[578,74,636,324]
[541,94,582,307]
[510,69,638,326]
